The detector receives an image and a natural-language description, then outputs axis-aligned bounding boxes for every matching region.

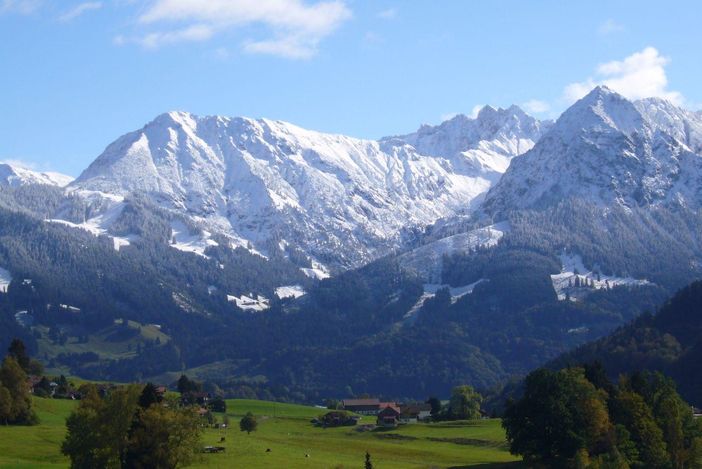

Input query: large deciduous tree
[62,383,202,469]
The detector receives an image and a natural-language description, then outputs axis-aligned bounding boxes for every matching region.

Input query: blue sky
[1,0,700,176]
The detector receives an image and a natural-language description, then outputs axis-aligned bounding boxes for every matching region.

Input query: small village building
[399,403,432,423]
[376,404,401,428]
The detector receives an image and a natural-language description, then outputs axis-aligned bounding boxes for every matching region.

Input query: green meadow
[0,397,522,468]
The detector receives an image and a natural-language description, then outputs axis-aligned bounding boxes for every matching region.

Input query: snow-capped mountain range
[4,86,702,275]
[64,105,546,270]
[483,86,702,215]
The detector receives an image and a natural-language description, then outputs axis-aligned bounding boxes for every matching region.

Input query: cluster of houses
[340,398,432,428]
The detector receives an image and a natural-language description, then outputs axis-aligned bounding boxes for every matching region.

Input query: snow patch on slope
[169,220,218,258]
[275,285,306,299]
[46,196,138,251]
[300,261,330,280]
[227,294,270,312]
[551,252,651,301]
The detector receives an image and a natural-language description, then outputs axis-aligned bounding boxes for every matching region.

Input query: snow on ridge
[401,279,487,325]
[423,278,487,299]
[398,221,509,282]
[551,252,651,301]
[0,163,74,188]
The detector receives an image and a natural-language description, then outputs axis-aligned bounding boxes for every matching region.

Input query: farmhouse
[341,398,381,415]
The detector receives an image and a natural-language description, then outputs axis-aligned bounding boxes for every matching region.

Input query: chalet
[27,375,43,393]
[341,398,381,415]
[154,386,167,399]
[376,404,400,428]
[399,403,432,423]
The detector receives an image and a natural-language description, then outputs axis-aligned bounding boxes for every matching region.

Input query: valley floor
[0,398,521,468]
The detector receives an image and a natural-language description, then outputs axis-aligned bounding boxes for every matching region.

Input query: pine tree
[365,451,373,469]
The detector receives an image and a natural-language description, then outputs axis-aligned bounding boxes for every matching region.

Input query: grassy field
[0,397,522,468]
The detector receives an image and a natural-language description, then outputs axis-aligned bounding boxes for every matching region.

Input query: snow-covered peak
[0,163,73,188]
[554,85,644,137]
[483,87,702,215]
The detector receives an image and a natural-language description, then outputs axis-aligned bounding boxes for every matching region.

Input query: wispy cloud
[563,47,683,105]
[123,0,352,59]
[598,18,624,36]
[377,8,397,19]
[0,0,41,14]
[140,24,214,49]
[58,1,102,22]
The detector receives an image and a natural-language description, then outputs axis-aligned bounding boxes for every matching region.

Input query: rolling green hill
[0,397,521,468]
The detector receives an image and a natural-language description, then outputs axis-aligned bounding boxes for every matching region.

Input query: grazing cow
[266,448,271,453]
[219,437,225,442]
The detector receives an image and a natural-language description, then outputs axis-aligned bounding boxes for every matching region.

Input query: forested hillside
[551,280,702,406]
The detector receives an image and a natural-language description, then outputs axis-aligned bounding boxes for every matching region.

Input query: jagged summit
[381,104,551,176]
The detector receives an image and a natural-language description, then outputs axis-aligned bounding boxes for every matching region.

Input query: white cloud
[139,24,214,48]
[563,47,683,105]
[131,0,351,58]
[243,34,317,60]
[58,2,102,22]
[0,0,41,14]
[377,8,397,19]
[522,99,550,114]
[598,18,624,35]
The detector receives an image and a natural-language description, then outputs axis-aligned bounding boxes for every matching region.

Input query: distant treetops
[503,363,702,468]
